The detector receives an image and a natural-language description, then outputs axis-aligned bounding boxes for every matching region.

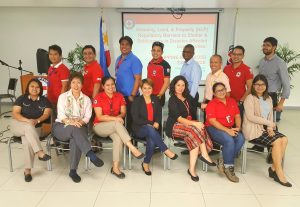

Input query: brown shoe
[216,158,225,173]
[224,166,239,183]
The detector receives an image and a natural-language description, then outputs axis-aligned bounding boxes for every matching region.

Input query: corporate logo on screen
[124,19,135,30]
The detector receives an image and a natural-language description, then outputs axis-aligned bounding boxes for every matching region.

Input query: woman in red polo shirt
[147,41,171,106]
[205,82,245,183]
[93,77,144,179]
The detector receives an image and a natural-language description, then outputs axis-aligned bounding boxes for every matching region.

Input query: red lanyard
[116,58,123,73]
[182,100,191,117]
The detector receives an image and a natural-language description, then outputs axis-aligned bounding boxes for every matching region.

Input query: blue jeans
[135,125,168,163]
[206,126,245,166]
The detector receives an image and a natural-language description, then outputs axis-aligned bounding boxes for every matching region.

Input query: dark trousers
[124,96,133,134]
[135,125,168,163]
[52,122,92,170]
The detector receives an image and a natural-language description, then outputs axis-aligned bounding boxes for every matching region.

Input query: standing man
[223,45,253,117]
[47,44,70,121]
[249,37,290,153]
[82,45,104,99]
[115,36,142,133]
[201,54,231,110]
[180,44,202,120]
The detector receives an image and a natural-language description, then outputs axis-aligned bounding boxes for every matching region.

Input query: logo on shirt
[152,70,157,76]
[236,72,241,77]
[167,68,170,73]
[94,99,98,104]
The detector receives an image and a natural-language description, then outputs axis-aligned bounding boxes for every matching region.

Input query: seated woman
[93,77,144,179]
[166,75,214,182]
[11,78,52,182]
[205,82,245,183]
[243,74,291,187]
[131,79,178,176]
[52,72,104,183]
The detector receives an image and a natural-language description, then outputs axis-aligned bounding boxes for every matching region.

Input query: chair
[46,135,89,171]
[128,133,168,170]
[242,110,284,174]
[86,133,127,170]
[0,78,18,115]
[7,133,52,172]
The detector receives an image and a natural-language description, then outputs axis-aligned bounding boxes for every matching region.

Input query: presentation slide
[122,13,219,82]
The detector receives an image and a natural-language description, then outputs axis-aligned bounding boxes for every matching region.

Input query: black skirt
[250,130,285,147]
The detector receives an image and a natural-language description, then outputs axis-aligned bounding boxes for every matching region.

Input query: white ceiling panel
[0,0,300,8]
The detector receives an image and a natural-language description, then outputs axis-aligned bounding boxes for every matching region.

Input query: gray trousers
[10,119,42,169]
[52,122,92,170]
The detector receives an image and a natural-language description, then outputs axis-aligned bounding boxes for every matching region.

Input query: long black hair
[251,74,269,100]
[169,75,190,98]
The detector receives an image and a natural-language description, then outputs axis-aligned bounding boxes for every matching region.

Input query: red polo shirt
[92,92,126,124]
[223,62,253,102]
[47,63,70,104]
[205,97,240,127]
[147,57,171,95]
[82,60,104,97]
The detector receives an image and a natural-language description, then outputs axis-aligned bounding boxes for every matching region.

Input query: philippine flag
[100,16,111,77]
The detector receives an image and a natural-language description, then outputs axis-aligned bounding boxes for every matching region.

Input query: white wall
[0,7,299,107]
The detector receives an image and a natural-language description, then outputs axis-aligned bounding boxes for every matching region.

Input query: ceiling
[0,0,300,9]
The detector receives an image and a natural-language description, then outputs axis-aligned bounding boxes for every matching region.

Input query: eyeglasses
[215,88,226,93]
[232,53,243,56]
[253,83,266,87]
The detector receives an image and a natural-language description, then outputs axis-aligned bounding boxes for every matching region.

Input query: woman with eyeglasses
[166,75,214,182]
[205,82,245,183]
[147,41,171,106]
[93,77,144,179]
[131,79,178,176]
[11,78,52,182]
[243,74,291,187]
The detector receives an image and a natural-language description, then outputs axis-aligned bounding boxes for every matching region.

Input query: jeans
[135,125,168,163]
[206,126,245,166]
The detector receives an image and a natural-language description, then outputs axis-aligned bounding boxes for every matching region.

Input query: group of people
[10,35,291,187]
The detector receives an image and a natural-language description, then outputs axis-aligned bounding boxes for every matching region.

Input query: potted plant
[275,44,300,121]
[66,43,85,73]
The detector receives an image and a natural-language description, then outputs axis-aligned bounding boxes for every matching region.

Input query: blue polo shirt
[115,52,142,97]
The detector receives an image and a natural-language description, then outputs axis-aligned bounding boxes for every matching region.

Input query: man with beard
[248,37,290,154]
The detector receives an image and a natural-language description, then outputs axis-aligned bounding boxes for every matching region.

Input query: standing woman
[243,74,291,187]
[131,79,178,176]
[93,77,144,179]
[166,75,214,182]
[11,78,52,182]
[205,82,245,183]
[52,72,104,183]
[147,41,171,106]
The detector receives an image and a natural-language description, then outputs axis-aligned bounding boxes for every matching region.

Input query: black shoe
[134,152,145,159]
[247,145,264,153]
[69,172,81,183]
[170,154,178,160]
[24,172,32,182]
[110,167,125,179]
[208,150,220,156]
[38,154,51,161]
[187,169,199,182]
[141,163,152,176]
[90,157,104,167]
[268,167,276,178]
[199,155,216,166]
[180,150,189,155]
[273,172,292,187]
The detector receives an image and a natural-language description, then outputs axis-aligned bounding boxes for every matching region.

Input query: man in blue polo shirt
[115,36,143,133]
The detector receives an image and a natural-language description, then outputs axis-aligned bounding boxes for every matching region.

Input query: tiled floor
[0,106,300,207]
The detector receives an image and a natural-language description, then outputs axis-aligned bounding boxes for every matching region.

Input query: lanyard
[116,58,124,73]
[182,99,191,117]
